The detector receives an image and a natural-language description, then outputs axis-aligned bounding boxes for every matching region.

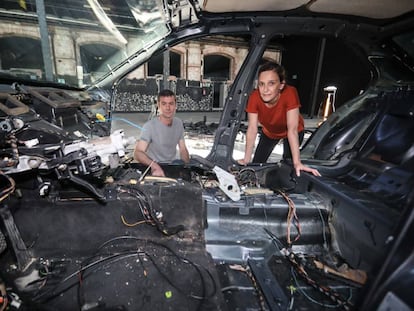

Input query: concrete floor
[111,111,223,140]
[111,111,320,162]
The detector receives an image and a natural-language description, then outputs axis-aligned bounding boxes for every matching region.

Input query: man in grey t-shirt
[134,89,189,177]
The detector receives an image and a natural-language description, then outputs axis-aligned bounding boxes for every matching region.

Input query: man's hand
[150,162,165,177]
[237,159,247,165]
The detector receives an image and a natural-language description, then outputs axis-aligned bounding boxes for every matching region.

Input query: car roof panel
[199,0,414,20]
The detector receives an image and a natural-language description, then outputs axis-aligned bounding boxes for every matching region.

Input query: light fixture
[318,85,337,126]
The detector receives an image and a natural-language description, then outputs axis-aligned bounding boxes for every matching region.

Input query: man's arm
[134,140,165,177]
[178,138,190,163]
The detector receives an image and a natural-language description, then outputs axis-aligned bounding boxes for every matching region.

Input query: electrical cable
[33,251,139,303]
[315,204,329,249]
[236,167,259,187]
[94,236,217,299]
[287,253,354,310]
[118,185,184,235]
[264,227,354,310]
[0,172,15,202]
[0,280,7,311]
[120,214,152,227]
[291,267,354,309]
[277,189,301,246]
[33,236,217,308]
[95,113,144,130]
[221,285,255,292]
[263,227,285,250]
[308,192,329,250]
[228,264,266,311]
[262,204,270,230]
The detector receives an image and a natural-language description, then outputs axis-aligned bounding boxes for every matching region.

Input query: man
[134,89,190,177]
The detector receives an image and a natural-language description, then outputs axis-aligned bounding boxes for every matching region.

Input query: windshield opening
[0,0,170,88]
[111,34,253,158]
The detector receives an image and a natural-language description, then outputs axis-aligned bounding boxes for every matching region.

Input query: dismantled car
[0,0,413,310]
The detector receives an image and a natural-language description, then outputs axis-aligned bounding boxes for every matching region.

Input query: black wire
[33,251,139,303]
[263,227,285,250]
[290,267,353,310]
[33,236,217,307]
[144,251,205,310]
[95,236,217,299]
[236,167,259,187]
[117,185,184,235]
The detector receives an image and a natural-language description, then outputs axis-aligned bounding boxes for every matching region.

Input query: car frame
[0,1,413,310]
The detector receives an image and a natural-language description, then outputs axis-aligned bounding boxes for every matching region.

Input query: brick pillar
[52,29,77,83]
[186,42,201,81]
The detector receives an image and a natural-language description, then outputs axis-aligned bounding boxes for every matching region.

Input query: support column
[308,37,326,118]
[52,30,77,84]
[35,0,54,81]
[186,42,201,81]
[163,50,170,90]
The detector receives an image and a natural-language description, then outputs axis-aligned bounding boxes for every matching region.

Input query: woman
[239,61,320,177]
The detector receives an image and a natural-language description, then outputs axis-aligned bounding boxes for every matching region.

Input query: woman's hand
[294,162,321,177]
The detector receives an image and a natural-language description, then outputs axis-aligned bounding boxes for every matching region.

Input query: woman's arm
[286,109,321,177]
[240,112,259,164]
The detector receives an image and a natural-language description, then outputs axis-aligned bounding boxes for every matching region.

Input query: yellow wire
[120,215,151,227]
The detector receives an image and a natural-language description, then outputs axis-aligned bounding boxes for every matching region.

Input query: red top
[245,85,304,139]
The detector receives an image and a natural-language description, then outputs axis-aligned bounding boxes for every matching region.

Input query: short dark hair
[158,89,176,101]
[258,61,286,82]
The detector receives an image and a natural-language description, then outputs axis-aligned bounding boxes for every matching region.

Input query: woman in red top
[239,61,320,177]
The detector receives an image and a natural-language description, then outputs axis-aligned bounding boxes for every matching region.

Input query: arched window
[80,43,120,75]
[203,55,230,81]
[170,51,181,77]
[147,51,181,77]
[0,37,43,78]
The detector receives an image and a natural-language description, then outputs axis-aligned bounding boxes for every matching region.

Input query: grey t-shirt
[139,117,185,162]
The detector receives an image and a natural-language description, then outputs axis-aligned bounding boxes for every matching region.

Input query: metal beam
[36,0,54,81]
[163,50,170,90]
[308,37,326,118]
